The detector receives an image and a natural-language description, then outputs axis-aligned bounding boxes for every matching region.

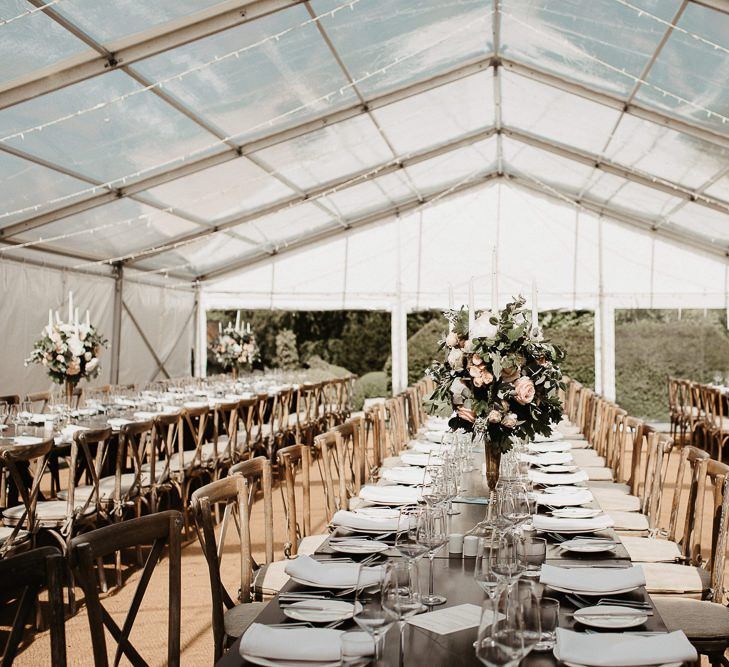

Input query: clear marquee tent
[2,0,729,401]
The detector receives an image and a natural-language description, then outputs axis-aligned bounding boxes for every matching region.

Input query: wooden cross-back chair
[314,417,365,520]
[365,403,387,477]
[0,546,66,667]
[383,397,407,457]
[0,439,53,557]
[235,397,259,461]
[264,386,294,461]
[210,399,239,475]
[69,511,183,667]
[295,383,322,446]
[24,391,51,413]
[191,473,269,662]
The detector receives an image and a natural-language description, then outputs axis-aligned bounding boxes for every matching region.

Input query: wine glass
[0,401,9,428]
[417,503,448,606]
[382,559,422,667]
[422,465,445,506]
[516,536,546,578]
[491,531,524,586]
[354,565,395,665]
[395,506,429,561]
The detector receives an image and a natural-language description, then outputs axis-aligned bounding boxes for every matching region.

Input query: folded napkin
[54,424,88,444]
[555,628,695,666]
[358,484,423,505]
[14,436,43,445]
[381,466,431,486]
[529,470,588,486]
[532,489,593,506]
[534,431,564,442]
[533,514,614,533]
[527,441,571,453]
[285,555,382,588]
[520,452,574,465]
[115,398,137,407]
[411,441,447,454]
[331,509,409,532]
[241,623,373,662]
[400,452,443,467]
[107,418,133,431]
[541,563,644,594]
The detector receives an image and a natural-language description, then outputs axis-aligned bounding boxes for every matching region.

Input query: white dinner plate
[551,508,603,519]
[558,539,617,553]
[536,464,578,473]
[283,599,361,623]
[546,584,639,596]
[242,655,343,667]
[330,541,390,555]
[354,508,400,519]
[289,575,359,590]
[573,605,648,629]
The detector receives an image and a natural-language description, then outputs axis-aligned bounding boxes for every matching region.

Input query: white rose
[447,348,465,369]
[67,335,84,357]
[502,413,518,428]
[470,311,499,339]
[445,332,460,348]
[450,378,468,398]
[85,357,99,373]
[487,409,502,423]
[84,352,92,361]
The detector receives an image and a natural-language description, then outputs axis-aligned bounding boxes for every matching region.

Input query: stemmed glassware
[395,506,429,561]
[416,503,448,606]
[382,559,423,667]
[490,531,524,587]
[354,565,395,666]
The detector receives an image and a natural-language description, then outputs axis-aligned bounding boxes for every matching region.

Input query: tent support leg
[110,264,123,385]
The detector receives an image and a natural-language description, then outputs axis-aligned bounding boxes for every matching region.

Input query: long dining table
[217,441,672,667]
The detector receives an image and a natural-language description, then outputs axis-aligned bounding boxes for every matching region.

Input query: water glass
[395,506,428,561]
[517,536,546,578]
[533,597,559,651]
[354,565,395,664]
[416,503,448,605]
[382,560,422,667]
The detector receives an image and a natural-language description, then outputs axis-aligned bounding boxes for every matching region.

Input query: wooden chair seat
[583,466,613,481]
[642,562,711,596]
[591,488,641,512]
[3,499,95,526]
[58,472,151,503]
[654,598,729,638]
[224,601,268,639]
[620,536,682,563]
[609,509,649,532]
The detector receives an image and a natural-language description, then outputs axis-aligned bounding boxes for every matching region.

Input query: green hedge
[352,371,389,411]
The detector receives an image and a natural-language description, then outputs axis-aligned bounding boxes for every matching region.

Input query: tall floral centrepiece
[25,294,107,404]
[425,296,565,490]
[210,321,260,377]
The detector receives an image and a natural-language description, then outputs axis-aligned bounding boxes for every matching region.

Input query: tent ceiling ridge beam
[197,171,501,281]
[126,126,498,264]
[502,127,729,214]
[0,0,304,110]
[499,57,729,152]
[504,172,729,260]
[0,55,494,239]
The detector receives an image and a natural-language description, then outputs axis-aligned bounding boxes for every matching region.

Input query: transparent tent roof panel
[500,70,621,154]
[0,70,218,183]
[319,171,414,220]
[0,1,91,87]
[0,150,92,229]
[252,114,395,191]
[500,0,680,97]
[312,0,493,98]
[371,70,494,155]
[139,157,296,222]
[53,0,228,46]
[637,2,729,139]
[133,4,358,146]
[665,203,729,245]
[13,198,202,260]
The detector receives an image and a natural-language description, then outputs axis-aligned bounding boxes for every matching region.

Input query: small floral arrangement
[210,325,260,372]
[425,296,565,453]
[26,321,108,385]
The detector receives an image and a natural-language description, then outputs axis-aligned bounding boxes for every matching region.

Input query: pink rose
[469,365,481,378]
[67,358,81,376]
[472,376,484,388]
[457,407,476,423]
[514,376,536,405]
[487,410,502,424]
[471,354,483,366]
[480,369,494,385]
[502,413,517,428]
[445,332,460,347]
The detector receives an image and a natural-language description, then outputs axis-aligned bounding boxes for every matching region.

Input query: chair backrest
[116,421,154,512]
[276,444,313,557]
[24,390,51,413]
[709,475,729,603]
[69,511,183,667]
[228,456,274,564]
[0,394,20,405]
[0,439,53,556]
[0,546,66,666]
[365,403,387,474]
[67,427,114,518]
[181,404,210,470]
[236,397,258,459]
[700,459,729,578]
[212,399,239,463]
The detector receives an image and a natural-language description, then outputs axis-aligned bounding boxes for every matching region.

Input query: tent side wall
[0,260,195,398]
